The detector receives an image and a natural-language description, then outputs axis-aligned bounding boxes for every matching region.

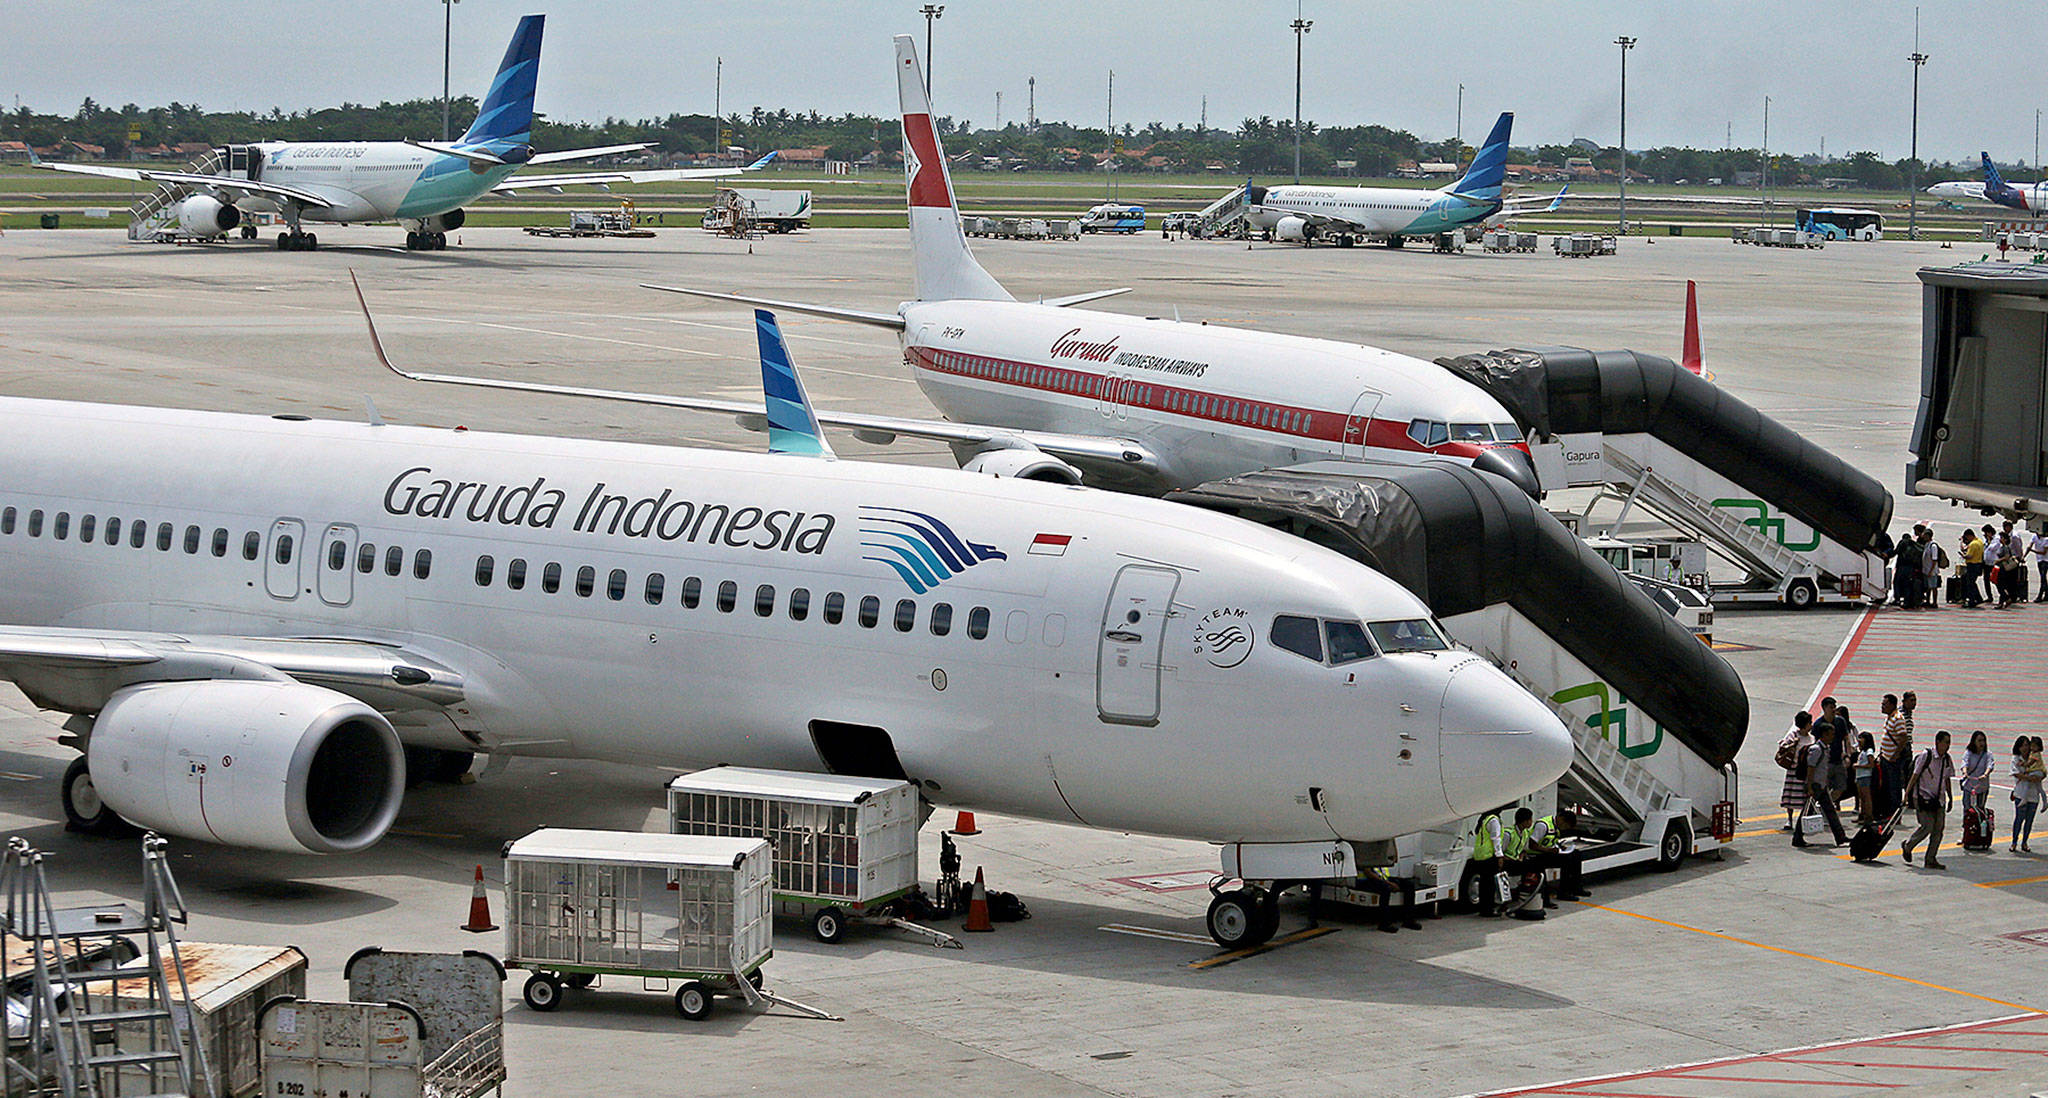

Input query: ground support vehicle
[501,829,835,1022]
[1078,203,1145,233]
[1484,230,1539,253]
[667,768,959,948]
[524,207,655,238]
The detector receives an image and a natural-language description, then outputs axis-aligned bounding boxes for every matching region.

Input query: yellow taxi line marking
[1837,839,1965,862]
[1186,925,1337,970]
[1578,901,2037,1012]
[1733,827,1780,838]
[1975,873,2048,889]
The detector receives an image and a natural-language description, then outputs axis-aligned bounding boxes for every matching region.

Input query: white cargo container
[704,187,811,232]
[668,768,926,944]
[501,829,772,1021]
[108,942,309,1098]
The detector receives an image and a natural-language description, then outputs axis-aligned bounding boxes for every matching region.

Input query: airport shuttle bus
[0,398,1567,866]
[1795,207,1884,241]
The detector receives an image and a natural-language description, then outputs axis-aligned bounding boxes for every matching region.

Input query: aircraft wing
[525,143,655,166]
[0,625,466,714]
[350,273,1170,489]
[1252,197,1366,232]
[492,151,778,193]
[37,162,337,207]
[1498,186,1568,214]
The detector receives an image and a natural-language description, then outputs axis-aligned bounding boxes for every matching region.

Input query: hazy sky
[0,1,2028,164]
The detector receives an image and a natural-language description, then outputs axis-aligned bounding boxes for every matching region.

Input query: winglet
[754,310,835,459]
[1546,185,1569,212]
[350,270,420,381]
[746,151,777,170]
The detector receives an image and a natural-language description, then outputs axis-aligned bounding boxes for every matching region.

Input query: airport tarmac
[1,227,2043,1098]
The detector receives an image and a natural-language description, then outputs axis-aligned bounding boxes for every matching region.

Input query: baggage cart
[667,768,958,947]
[343,949,506,1098]
[107,942,308,1098]
[500,829,834,1022]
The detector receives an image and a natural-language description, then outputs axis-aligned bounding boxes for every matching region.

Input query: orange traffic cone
[951,810,980,836]
[460,864,498,933]
[962,867,993,933]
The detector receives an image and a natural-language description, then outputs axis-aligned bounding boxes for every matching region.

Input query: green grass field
[0,163,2003,240]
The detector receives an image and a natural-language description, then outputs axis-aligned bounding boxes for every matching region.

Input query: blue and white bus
[1079,203,1146,233]
[1795,207,1884,241]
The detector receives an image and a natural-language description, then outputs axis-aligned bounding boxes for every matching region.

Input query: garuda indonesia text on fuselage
[37,14,768,251]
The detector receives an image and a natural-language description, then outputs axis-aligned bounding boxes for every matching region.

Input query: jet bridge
[1170,463,1747,902]
[1439,347,1895,609]
[1908,262,2048,521]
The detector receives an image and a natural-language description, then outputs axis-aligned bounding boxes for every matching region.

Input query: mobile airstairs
[1438,346,1895,609]
[1172,464,1745,944]
[125,149,224,242]
[1,834,214,1098]
[1188,185,1247,238]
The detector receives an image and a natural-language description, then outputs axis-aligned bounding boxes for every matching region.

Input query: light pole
[1615,36,1635,235]
[1909,49,1928,239]
[441,0,459,141]
[1456,83,1464,147]
[2035,108,2040,173]
[1291,7,1312,183]
[920,5,943,98]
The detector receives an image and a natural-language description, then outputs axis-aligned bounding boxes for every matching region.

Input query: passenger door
[316,523,357,607]
[264,518,304,601]
[1341,390,1385,460]
[1096,564,1181,726]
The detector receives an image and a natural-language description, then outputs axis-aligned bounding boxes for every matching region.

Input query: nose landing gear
[1205,879,1282,948]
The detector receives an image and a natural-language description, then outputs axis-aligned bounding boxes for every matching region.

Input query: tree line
[1,97,1974,187]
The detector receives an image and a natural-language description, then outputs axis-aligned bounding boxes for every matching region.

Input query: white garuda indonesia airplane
[1926,152,2047,213]
[1243,112,1567,247]
[35,14,770,251]
[0,302,1568,932]
[394,38,1540,499]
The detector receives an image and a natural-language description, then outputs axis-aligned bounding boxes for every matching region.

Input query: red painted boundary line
[1449,1011,2046,1098]
[1804,605,1877,714]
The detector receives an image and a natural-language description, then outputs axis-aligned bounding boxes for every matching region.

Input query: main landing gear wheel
[674,981,713,1021]
[1206,888,1277,949]
[61,758,135,837]
[812,906,847,944]
[521,973,562,1012]
[277,231,319,251]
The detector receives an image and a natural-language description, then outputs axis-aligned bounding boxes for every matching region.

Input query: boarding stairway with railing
[1438,346,1895,608]
[1189,185,1247,238]
[0,834,214,1098]
[126,149,223,242]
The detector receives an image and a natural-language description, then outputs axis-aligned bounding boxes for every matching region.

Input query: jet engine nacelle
[960,447,1083,484]
[423,209,466,232]
[86,680,405,854]
[173,194,241,236]
[1273,215,1309,243]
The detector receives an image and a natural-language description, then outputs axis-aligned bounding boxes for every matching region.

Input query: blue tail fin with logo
[458,14,543,149]
[755,310,835,458]
[1451,112,1513,201]
[1983,152,2006,189]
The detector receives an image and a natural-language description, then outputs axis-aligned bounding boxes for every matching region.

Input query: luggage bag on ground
[1947,575,1969,603]
[1850,807,1901,862]
[1963,804,1995,851]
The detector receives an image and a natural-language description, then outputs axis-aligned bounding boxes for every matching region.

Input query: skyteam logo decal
[860,506,1006,593]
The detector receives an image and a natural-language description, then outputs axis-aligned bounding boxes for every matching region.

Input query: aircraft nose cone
[1438,660,1573,817]
[1472,446,1542,499]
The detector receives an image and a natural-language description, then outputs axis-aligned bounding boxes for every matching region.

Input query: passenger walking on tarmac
[1797,722,1850,848]
[1995,523,2024,607]
[1902,730,1957,869]
[2032,526,2048,602]
[1778,711,1816,834]
[1894,526,1925,608]
[1960,731,1994,819]
[1877,694,1910,819]
[1922,529,1945,608]
[1470,811,1506,916]
[1832,705,1859,804]
[2011,737,2043,852]
[1853,732,1878,826]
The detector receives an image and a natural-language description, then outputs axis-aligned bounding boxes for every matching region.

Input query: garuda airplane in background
[1244,112,1567,247]
[36,14,770,251]
[1926,152,2048,214]
[437,37,1537,499]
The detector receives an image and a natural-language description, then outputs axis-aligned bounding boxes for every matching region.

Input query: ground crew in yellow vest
[1471,811,1506,916]
[1505,807,1557,909]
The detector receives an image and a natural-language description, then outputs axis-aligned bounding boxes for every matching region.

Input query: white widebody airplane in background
[0,302,1569,916]
[36,14,770,251]
[1244,112,1567,247]
[433,37,1535,498]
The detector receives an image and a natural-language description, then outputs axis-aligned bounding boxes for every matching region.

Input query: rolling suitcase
[1947,575,1969,604]
[1850,807,1900,863]
[1963,804,1995,852]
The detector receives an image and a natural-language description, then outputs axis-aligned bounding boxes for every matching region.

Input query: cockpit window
[1270,615,1323,661]
[1369,619,1450,653]
[1426,421,1449,446]
[1323,620,1376,665]
[1450,423,1492,443]
[1493,423,1522,443]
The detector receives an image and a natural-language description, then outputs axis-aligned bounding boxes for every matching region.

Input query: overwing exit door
[264,518,304,600]
[317,523,357,606]
[1096,564,1181,726]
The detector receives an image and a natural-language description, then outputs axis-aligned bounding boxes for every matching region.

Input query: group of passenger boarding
[1887,520,2048,610]
[1778,691,2045,867]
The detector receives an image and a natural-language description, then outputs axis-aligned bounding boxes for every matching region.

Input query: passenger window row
[1,507,261,562]
[468,553,997,640]
[925,350,1315,437]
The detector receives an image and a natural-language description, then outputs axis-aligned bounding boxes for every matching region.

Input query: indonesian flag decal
[902,111,952,209]
[1029,533,1071,556]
